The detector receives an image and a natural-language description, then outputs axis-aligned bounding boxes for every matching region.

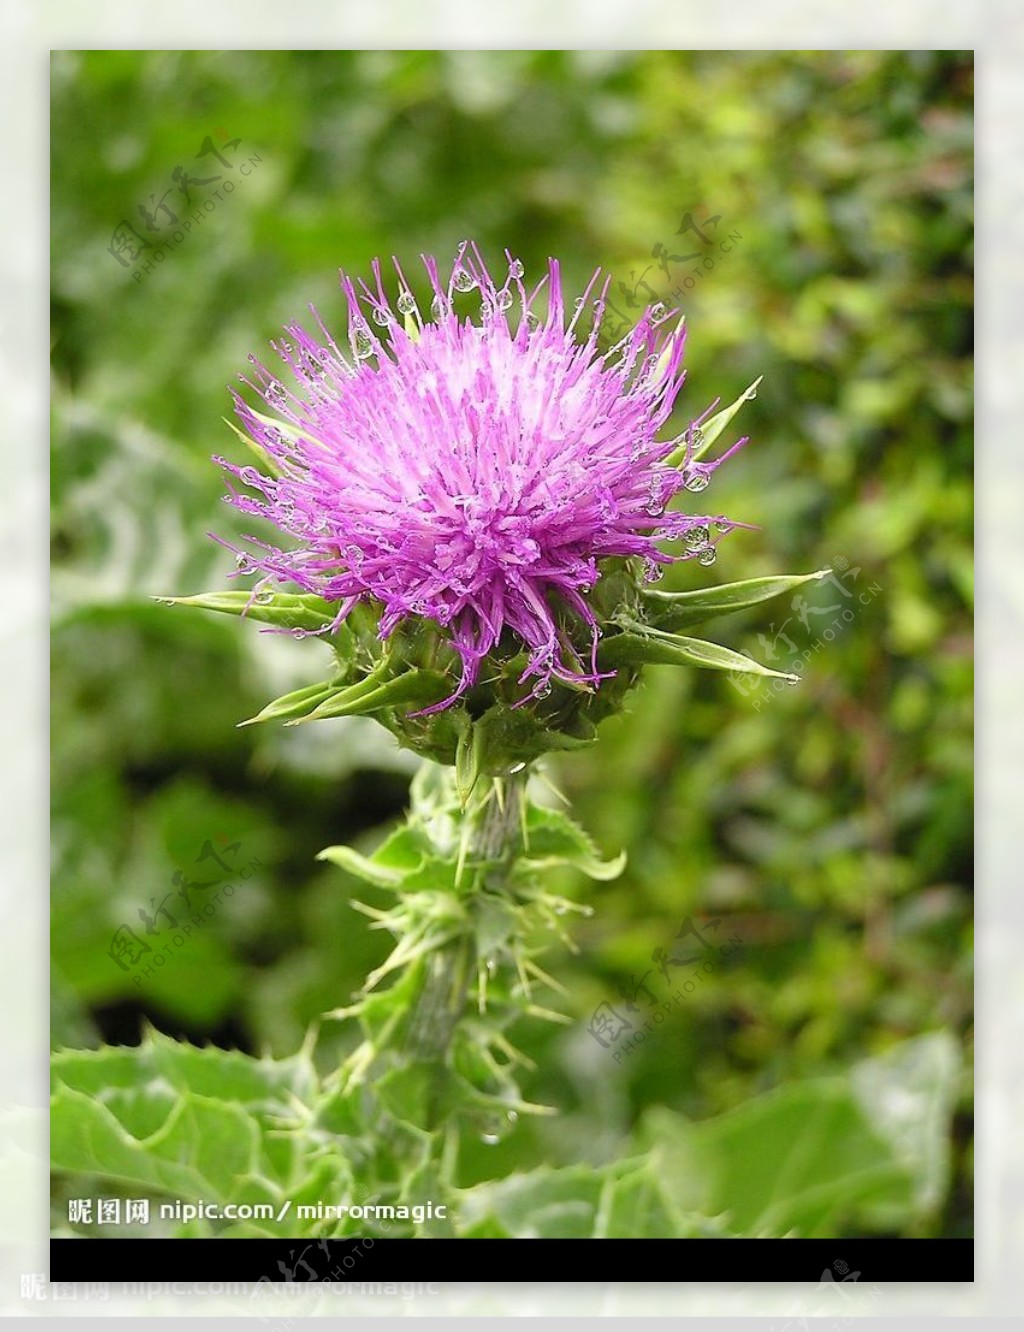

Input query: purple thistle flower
[216,242,751,713]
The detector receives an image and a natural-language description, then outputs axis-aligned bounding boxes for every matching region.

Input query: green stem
[403,771,526,1065]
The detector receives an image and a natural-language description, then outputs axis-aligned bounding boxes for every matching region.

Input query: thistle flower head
[217,242,750,715]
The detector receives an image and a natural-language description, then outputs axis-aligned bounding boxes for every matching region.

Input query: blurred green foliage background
[51,51,973,1237]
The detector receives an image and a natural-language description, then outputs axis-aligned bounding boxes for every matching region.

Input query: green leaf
[522,805,627,881]
[600,626,799,682]
[237,678,344,727]
[454,714,484,807]
[665,376,763,465]
[641,1033,959,1237]
[50,1027,349,1227]
[849,1031,959,1216]
[457,1164,606,1238]
[156,589,336,633]
[643,570,830,632]
[293,668,449,723]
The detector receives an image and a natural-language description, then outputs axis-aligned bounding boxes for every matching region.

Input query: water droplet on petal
[453,267,475,292]
[481,1131,500,1146]
[350,327,374,359]
[239,466,262,487]
[696,545,717,567]
[371,306,394,327]
[643,558,665,583]
[689,425,705,450]
[744,385,758,400]
[536,681,553,699]
[396,291,417,316]
[235,553,255,572]
[253,590,275,605]
[290,627,307,639]
[508,258,525,279]
[684,470,710,493]
[265,381,286,404]
[524,311,540,332]
[684,524,711,549]
[430,294,450,320]
[495,289,513,312]
[650,301,667,322]
[506,1109,519,1125]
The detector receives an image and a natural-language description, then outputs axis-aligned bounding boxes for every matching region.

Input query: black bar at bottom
[50,1237,973,1284]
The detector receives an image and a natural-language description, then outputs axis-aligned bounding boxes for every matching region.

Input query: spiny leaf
[599,626,799,682]
[290,668,450,723]
[155,589,336,633]
[643,570,830,632]
[521,805,627,881]
[237,678,345,727]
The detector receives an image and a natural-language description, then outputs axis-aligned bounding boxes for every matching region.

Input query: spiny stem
[403,771,527,1064]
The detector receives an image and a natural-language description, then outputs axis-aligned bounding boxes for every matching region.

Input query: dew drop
[235,553,255,573]
[784,673,801,687]
[684,470,710,493]
[239,466,262,487]
[495,289,513,312]
[290,627,306,639]
[253,590,275,605]
[574,296,585,310]
[265,381,286,404]
[684,524,711,549]
[524,311,540,332]
[506,1109,519,1125]
[371,306,394,327]
[481,1132,500,1146]
[689,426,705,450]
[744,385,759,400]
[650,301,667,322]
[643,558,665,583]
[479,298,493,318]
[696,545,717,567]
[396,291,417,316]
[509,761,527,774]
[508,258,525,279]
[536,682,553,699]
[430,295,450,320]
[350,327,374,360]
[452,267,475,292]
